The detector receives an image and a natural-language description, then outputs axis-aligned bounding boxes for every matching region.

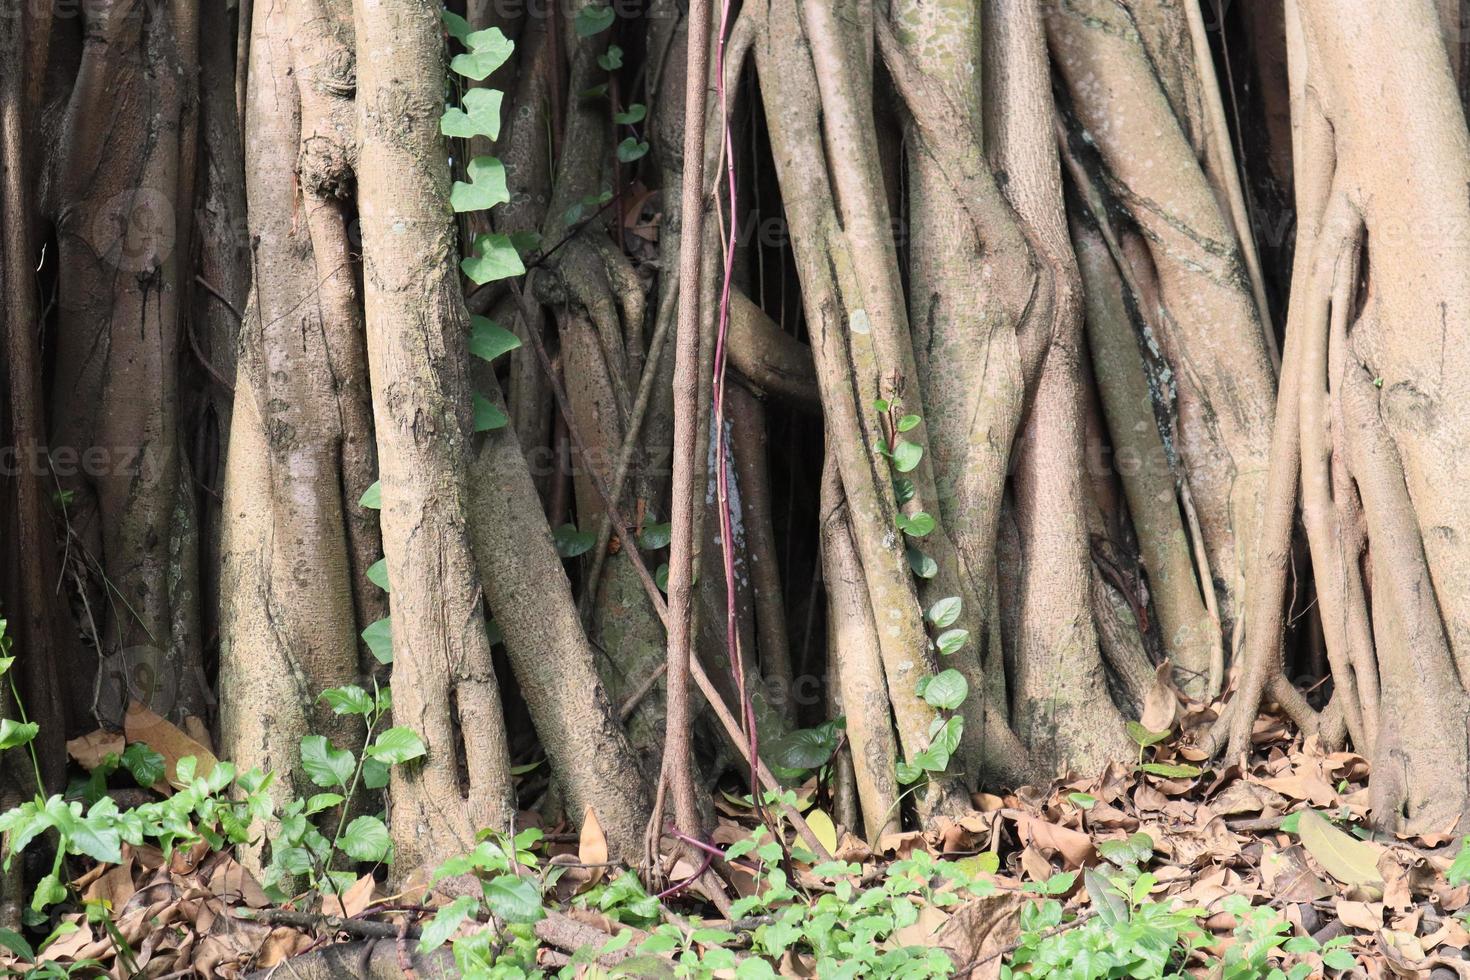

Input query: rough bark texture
[353,0,514,870]
[220,0,371,855]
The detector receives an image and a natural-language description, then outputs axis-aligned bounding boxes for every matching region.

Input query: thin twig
[505,279,832,863]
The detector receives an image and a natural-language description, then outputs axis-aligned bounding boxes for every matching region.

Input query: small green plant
[0,623,274,920]
[261,679,423,900]
[1006,879,1208,979]
[627,829,997,978]
[1125,721,1202,780]
[0,750,274,914]
[413,826,550,978]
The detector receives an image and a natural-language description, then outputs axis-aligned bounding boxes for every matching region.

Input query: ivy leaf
[766,727,839,771]
[637,522,672,549]
[598,45,623,70]
[450,156,510,213]
[1085,868,1128,927]
[897,414,922,432]
[935,628,969,656]
[340,815,391,862]
[1097,832,1154,869]
[473,394,509,432]
[906,545,937,579]
[614,103,646,125]
[61,804,122,865]
[469,316,522,363]
[897,511,935,538]
[462,233,526,285]
[892,441,923,473]
[0,719,38,751]
[484,875,546,924]
[553,523,596,558]
[930,715,964,757]
[367,726,427,765]
[320,685,374,717]
[0,655,12,678]
[921,669,968,710]
[449,28,513,80]
[655,563,669,593]
[362,617,393,665]
[1068,792,1097,809]
[366,558,390,593]
[616,137,649,163]
[895,761,922,785]
[926,597,962,629]
[574,4,615,37]
[359,481,382,509]
[893,477,915,505]
[120,743,165,787]
[417,895,480,952]
[442,11,472,42]
[301,735,355,788]
[441,88,504,141]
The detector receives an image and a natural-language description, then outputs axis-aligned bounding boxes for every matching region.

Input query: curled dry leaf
[1139,662,1179,732]
[579,805,609,886]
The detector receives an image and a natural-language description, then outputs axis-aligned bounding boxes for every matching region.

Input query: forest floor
[4,688,1470,979]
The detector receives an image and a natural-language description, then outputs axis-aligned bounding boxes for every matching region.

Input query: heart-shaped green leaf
[473,394,508,432]
[553,523,596,558]
[441,88,505,141]
[450,156,510,213]
[449,28,513,79]
[366,558,390,592]
[0,719,38,750]
[462,233,525,285]
[616,137,649,163]
[361,617,393,664]
[483,875,545,924]
[469,316,521,363]
[574,4,615,37]
[926,597,962,629]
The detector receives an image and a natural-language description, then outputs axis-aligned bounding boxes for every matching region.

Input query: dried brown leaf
[938,892,1026,979]
[66,729,124,771]
[1299,808,1385,897]
[1335,899,1385,931]
[124,702,218,789]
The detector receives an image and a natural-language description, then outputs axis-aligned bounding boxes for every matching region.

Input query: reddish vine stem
[505,279,833,865]
[656,0,716,872]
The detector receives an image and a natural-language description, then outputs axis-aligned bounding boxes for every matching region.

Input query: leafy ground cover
[5,656,1470,978]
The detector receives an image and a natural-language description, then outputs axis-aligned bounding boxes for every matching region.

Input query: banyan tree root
[1210,0,1470,833]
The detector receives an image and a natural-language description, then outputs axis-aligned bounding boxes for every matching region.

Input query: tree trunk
[352,0,514,870]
